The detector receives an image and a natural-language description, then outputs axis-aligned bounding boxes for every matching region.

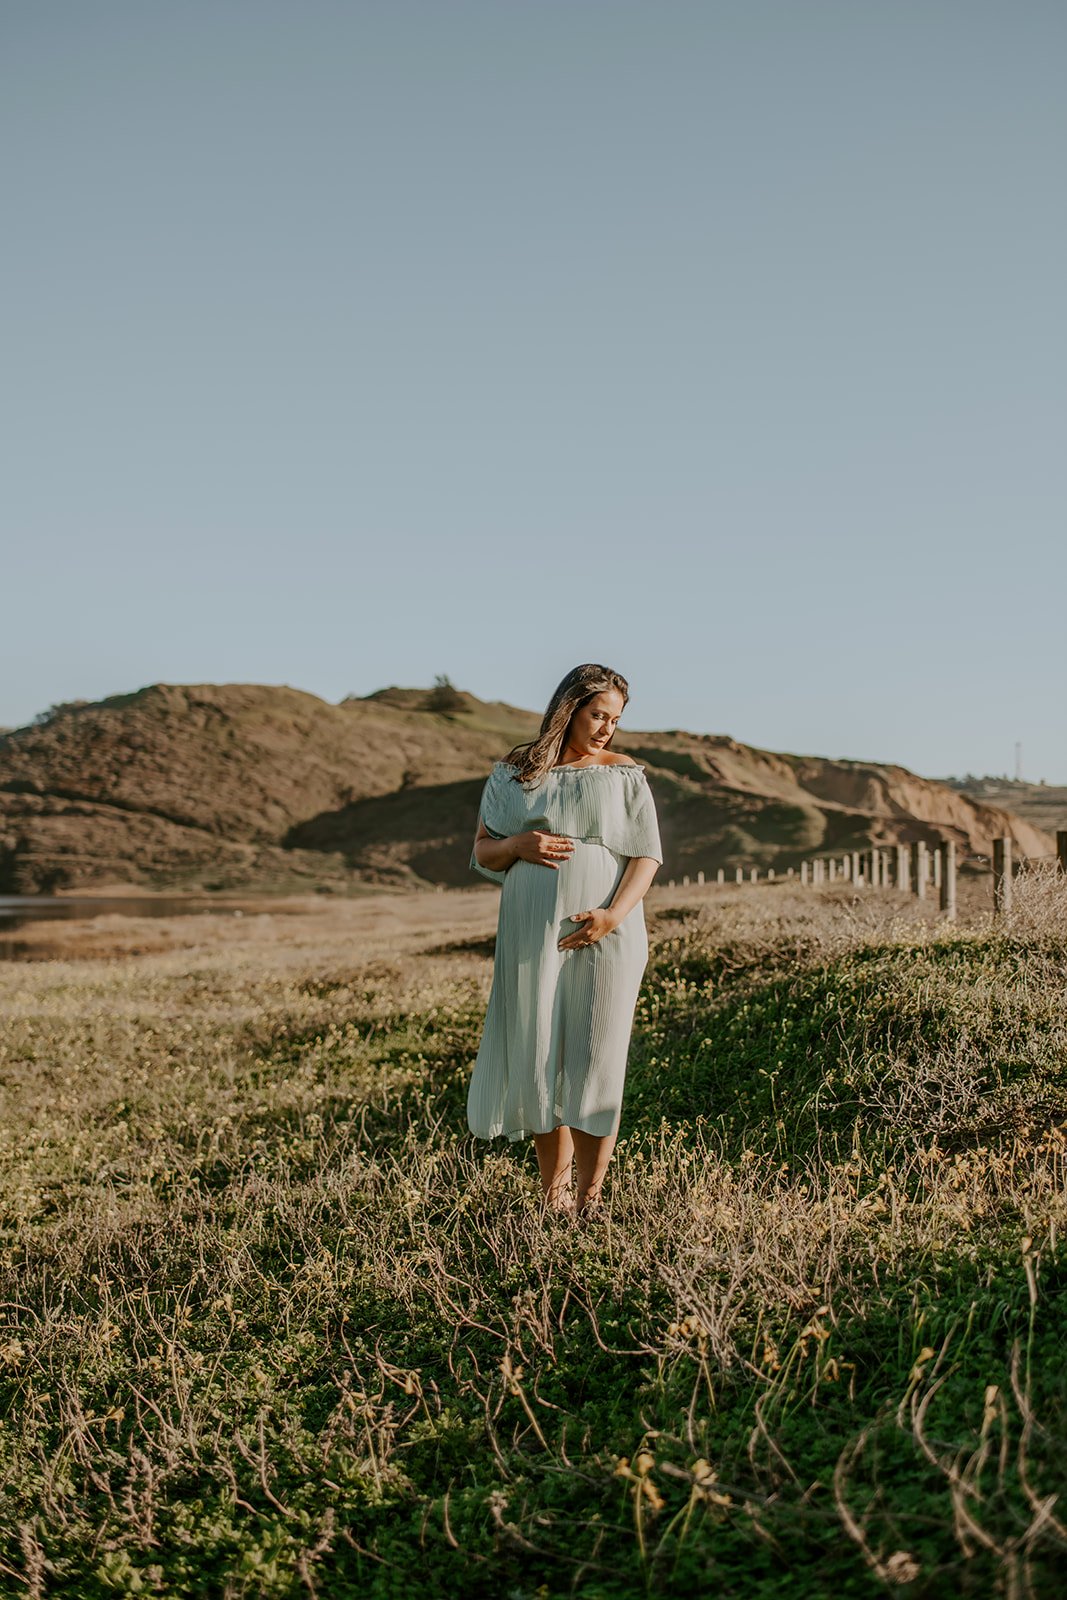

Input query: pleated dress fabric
[467,761,663,1142]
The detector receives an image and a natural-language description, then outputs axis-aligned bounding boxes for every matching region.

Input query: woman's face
[566,689,626,757]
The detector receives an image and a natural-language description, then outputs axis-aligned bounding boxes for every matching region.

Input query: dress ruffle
[470,761,663,884]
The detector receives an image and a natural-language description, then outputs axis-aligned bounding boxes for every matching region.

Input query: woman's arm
[608,855,660,922]
[473,819,575,874]
[557,855,659,949]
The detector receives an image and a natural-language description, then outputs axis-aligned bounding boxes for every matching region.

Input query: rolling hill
[0,683,1051,893]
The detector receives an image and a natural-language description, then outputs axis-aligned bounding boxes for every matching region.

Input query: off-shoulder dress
[467,760,663,1142]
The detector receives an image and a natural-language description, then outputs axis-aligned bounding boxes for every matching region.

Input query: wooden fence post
[933,847,942,891]
[993,837,1012,914]
[768,868,775,881]
[896,844,908,891]
[682,874,690,887]
[801,861,809,886]
[717,869,725,884]
[735,866,743,884]
[911,841,926,900]
[940,840,957,920]
[697,870,705,885]
[1058,831,1067,874]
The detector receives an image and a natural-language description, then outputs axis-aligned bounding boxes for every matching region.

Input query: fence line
[659,830,1067,920]
[989,828,1067,915]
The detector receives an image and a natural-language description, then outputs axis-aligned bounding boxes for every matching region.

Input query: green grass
[2,888,1067,1596]
[626,930,1067,1157]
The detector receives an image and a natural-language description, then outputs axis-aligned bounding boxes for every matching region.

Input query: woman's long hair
[505,664,630,785]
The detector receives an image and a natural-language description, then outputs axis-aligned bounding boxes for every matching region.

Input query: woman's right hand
[512,829,574,869]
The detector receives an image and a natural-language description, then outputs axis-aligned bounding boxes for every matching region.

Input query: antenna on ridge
[1015,741,1023,782]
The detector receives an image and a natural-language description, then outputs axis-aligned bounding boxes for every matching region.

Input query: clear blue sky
[3,2,1064,779]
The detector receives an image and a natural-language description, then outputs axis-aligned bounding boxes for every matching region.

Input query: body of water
[0,894,266,960]
[0,894,254,929]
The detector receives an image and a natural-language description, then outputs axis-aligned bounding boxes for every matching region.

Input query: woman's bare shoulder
[604,753,637,766]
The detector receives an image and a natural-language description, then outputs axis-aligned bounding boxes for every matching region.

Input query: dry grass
[1,876,1066,1596]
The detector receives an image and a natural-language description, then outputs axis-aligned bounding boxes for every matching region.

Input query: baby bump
[555,840,626,918]
[501,841,626,927]
[556,842,647,962]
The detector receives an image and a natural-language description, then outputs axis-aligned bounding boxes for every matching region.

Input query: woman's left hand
[558,908,619,950]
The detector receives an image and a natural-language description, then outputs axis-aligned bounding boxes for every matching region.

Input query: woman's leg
[532,1126,575,1210]
[570,1128,617,1214]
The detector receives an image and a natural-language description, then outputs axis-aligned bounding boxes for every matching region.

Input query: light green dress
[467,761,663,1141]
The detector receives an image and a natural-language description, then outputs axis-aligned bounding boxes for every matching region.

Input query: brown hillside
[615,732,1050,876]
[0,684,1050,892]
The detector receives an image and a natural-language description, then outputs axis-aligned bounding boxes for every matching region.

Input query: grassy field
[2,875,1067,1597]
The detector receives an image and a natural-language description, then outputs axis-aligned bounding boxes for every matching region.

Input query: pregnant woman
[468,663,662,1215]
